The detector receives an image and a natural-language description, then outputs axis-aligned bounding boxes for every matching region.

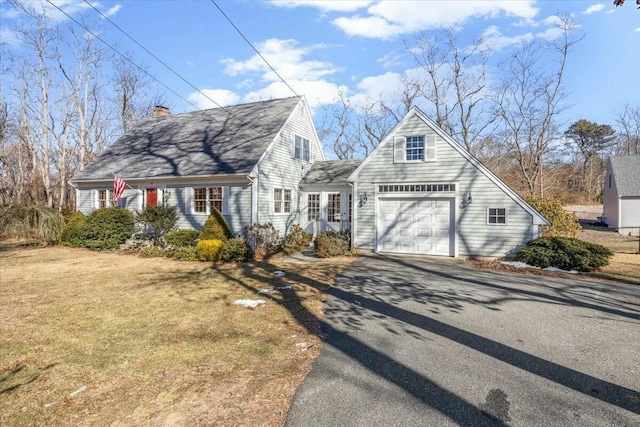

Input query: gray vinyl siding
[256,101,323,238]
[602,161,619,229]
[75,180,251,235]
[355,113,534,258]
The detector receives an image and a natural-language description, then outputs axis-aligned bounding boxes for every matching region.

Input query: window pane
[294,136,302,159]
[283,189,292,213]
[194,188,207,213]
[274,189,282,213]
[328,194,341,222]
[405,136,424,161]
[302,138,310,161]
[209,187,222,212]
[308,194,320,221]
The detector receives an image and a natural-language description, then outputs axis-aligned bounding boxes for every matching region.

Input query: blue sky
[1,0,639,129]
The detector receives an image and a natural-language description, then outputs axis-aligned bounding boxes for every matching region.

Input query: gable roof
[347,106,549,226]
[610,155,640,196]
[300,160,362,185]
[72,96,301,182]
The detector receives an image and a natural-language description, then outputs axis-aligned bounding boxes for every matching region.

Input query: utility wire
[83,0,231,113]
[45,0,202,111]
[210,0,300,98]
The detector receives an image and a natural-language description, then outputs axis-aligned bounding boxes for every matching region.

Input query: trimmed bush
[61,211,86,247]
[314,231,351,258]
[0,204,65,245]
[139,245,170,258]
[165,229,199,247]
[135,205,179,245]
[200,208,232,242]
[244,223,280,261]
[196,239,225,262]
[171,246,199,261]
[221,237,250,262]
[524,195,581,237]
[286,224,312,247]
[82,207,135,250]
[515,237,613,272]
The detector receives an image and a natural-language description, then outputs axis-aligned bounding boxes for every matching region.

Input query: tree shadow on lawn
[139,257,640,422]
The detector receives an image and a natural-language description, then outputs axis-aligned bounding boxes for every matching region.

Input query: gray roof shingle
[610,155,640,196]
[72,96,301,181]
[300,160,362,185]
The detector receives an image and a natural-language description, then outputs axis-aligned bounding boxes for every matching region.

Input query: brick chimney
[152,105,170,118]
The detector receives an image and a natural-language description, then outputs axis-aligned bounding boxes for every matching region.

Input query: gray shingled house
[602,155,640,235]
[72,96,548,258]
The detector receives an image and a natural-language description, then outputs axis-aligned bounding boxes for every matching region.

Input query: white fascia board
[300,95,327,161]
[72,173,250,186]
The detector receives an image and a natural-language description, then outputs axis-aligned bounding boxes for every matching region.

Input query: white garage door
[378,198,453,255]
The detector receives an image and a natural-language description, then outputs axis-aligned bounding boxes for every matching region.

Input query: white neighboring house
[602,155,640,235]
[72,99,549,258]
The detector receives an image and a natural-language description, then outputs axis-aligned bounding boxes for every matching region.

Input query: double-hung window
[193,187,224,214]
[406,136,424,161]
[394,135,436,163]
[97,189,113,209]
[294,135,310,161]
[488,208,506,224]
[274,188,292,214]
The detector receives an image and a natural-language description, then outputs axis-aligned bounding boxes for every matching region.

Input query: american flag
[113,175,126,204]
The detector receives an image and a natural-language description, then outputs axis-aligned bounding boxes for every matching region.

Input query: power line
[83,0,231,113]
[44,0,203,112]
[210,0,300,98]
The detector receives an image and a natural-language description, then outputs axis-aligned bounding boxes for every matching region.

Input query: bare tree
[494,15,582,196]
[408,27,495,153]
[615,104,640,155]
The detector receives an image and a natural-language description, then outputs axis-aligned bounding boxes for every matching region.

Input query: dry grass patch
[0,246,352,426]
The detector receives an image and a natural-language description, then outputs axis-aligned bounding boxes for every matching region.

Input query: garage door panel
[378,197,453,256]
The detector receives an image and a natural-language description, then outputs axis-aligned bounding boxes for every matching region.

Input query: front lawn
[0,246,351,426]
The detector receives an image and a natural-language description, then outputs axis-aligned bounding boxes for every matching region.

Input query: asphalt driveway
[285,255,640,427]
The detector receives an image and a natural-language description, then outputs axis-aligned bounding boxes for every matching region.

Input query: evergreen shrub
[515,237,613,272]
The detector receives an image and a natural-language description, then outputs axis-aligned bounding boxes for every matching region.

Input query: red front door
[146,188,157,207]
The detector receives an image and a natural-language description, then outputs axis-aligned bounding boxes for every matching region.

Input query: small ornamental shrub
[196,239,225,262]
[139,245,170,258]
[244,223,281,261]
[221,237,250,262]
[314,231,351,258]
[200,208,232,242]
[61,211,86,247]
[82,207,135,250]
[135,205,179,245]
[0,204,65,245]
[286,224,312,247]
[171,246,199,261]
[165,229,199,247]
[524,195,581,237]
[515,237,613,272]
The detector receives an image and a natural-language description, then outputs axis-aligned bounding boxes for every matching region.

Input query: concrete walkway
[285,255,640,426]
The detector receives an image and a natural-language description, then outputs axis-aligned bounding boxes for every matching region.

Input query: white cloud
[583,4,605,15]
[221,38,340,82]
[186,60,195,69]
[0,28,21,48]
[479,15,569,52]
[187,89,242,110]
[330,0,539,39]
[635,27,640,32]
[244,80,347,109]
[269,0,373,12]
[606,9,616,14]
[104,4,122,17]
[377,51,405,68]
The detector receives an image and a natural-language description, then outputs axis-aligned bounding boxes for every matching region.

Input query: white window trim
[272,188,293,215]
[393,135,436,163]
[487,207,507,225]
[293,135,311,162]
[307,193,320,221]
[327,192,341,223]
[188,186,229,215]
[95,189,113,209]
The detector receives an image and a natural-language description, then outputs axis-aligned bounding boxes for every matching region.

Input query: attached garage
[377,197,455,256]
